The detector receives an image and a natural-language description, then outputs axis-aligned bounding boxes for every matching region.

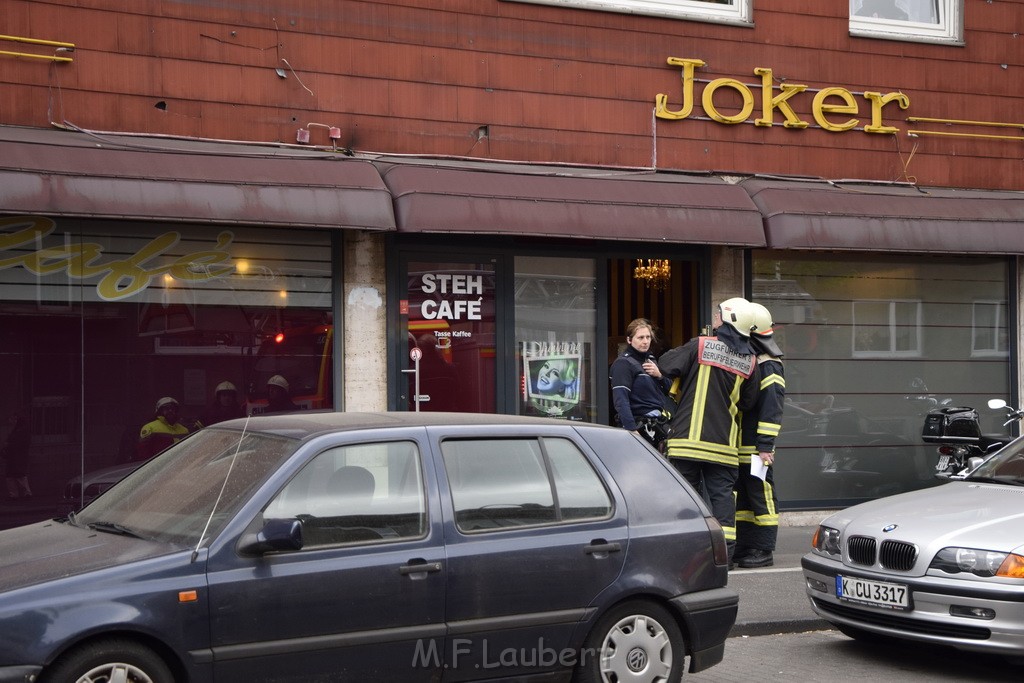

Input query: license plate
[836,575,910,611]
[936,455,950,470]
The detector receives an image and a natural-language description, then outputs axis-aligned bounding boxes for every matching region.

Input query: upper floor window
[501,0,752,26]
[850,0,963,45]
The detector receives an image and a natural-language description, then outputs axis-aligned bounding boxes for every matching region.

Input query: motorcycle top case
[922,406,981,444]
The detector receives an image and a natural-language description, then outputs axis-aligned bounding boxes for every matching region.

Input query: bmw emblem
[882,524,898,533]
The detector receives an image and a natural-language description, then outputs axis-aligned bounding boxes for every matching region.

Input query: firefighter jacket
[739,354,785,464]
[137,415,190,460]
[659,334,759,467]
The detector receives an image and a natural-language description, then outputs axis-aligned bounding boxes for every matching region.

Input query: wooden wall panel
[2,0,1022,190]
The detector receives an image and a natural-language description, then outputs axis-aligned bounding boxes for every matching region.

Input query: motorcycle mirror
[988,398,1008,410]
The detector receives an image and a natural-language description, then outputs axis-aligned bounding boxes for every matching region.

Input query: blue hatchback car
[0,412,736,682]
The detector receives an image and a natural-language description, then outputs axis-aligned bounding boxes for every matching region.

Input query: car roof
[209,411,617,440]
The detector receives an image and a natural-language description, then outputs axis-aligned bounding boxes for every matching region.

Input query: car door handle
[399,560,442,576]
[584,540,622,556]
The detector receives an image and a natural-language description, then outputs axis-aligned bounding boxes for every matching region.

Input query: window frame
[849,0,963,45]
[499,0,753,26]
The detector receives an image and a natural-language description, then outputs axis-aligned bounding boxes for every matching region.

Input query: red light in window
[275,333,285,343]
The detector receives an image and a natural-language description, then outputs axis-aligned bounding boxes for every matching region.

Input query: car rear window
[442,437,612,532]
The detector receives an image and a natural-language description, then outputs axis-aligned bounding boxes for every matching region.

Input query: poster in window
[521,341,588,420]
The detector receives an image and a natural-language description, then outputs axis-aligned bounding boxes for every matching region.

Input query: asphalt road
[688,629,1021,682]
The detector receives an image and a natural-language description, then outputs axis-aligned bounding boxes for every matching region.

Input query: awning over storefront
[0,126,396,230]
[377,160,767,246]
[743,177,1024,254]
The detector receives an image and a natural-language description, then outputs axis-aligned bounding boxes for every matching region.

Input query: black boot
[737,549,774,568]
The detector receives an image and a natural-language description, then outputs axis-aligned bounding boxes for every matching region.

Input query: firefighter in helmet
[658,297,760,566]
[734,302,785,568]
[138,396,192,460]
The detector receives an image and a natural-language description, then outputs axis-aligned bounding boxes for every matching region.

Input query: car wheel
[576,599,685,683]
[40,638,173,683]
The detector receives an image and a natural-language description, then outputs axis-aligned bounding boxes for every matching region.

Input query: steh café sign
[655,57,909,134]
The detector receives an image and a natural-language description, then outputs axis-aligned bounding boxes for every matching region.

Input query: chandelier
[634,259,671,290]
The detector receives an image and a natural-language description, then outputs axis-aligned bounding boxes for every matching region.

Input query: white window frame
[851,299,922,358]
[971,300,1009,358]
[500,0,752,26]
[849,0,963,45]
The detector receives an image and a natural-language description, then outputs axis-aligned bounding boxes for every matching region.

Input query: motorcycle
[922,399,1024,479]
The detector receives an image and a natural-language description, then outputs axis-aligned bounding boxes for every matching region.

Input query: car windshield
[74,428,299,547]
[965,435,1024,484]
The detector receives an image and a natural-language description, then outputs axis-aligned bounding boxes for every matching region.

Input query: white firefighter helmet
[215,381,237,395]
[155,396,179,412]
[718,297,755,338]
[750,303,774,336]
[267,375,290,392]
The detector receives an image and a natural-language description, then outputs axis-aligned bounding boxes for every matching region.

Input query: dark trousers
[671,458,738,559]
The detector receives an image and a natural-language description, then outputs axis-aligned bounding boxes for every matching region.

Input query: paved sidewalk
[727,511,830,636]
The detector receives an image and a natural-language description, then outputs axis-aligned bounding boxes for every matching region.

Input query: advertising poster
[521,341,588,420]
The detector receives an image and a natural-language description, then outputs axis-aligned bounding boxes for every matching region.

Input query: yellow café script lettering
[655,57,909,134]
[0,216,235,301]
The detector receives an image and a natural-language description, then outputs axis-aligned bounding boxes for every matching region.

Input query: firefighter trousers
[670,458,738,559]
[735,460,779,553]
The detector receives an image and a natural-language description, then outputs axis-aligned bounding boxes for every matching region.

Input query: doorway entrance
[606,258,700,423]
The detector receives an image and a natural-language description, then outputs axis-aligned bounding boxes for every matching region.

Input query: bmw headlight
[931,547,1024,578]
[812,525,842,557]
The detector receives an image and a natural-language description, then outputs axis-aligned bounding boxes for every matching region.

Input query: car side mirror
[238,518,303,555]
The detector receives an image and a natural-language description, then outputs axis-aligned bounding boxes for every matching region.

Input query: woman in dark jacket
[609,318,673,448]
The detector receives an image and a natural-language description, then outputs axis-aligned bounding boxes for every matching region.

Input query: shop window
[852,300,922,358]
[403,261,497,413]
[515,256,597,422]
[850,0,963,44]
[971,301,1008,357]
[500,0,752,25]
[0,216,332,530]
[753,251,1010,509]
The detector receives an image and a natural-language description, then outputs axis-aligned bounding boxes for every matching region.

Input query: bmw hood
[823,481,1024,555]
[0,519,180,593]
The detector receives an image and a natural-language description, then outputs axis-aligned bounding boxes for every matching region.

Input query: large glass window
[500,0,752,25]
[850,0,963,44]
[0,216,332,530]
[515,256,598,422]
[403,261,496,413]
[753,251,1010,507]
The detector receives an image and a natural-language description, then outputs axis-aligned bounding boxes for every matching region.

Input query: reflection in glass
[852,0,939,23]
[753,251,1009,507]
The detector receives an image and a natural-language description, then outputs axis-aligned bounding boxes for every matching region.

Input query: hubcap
[599,613,673,682]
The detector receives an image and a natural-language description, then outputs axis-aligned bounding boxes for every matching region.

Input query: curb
[730,616,832,638]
